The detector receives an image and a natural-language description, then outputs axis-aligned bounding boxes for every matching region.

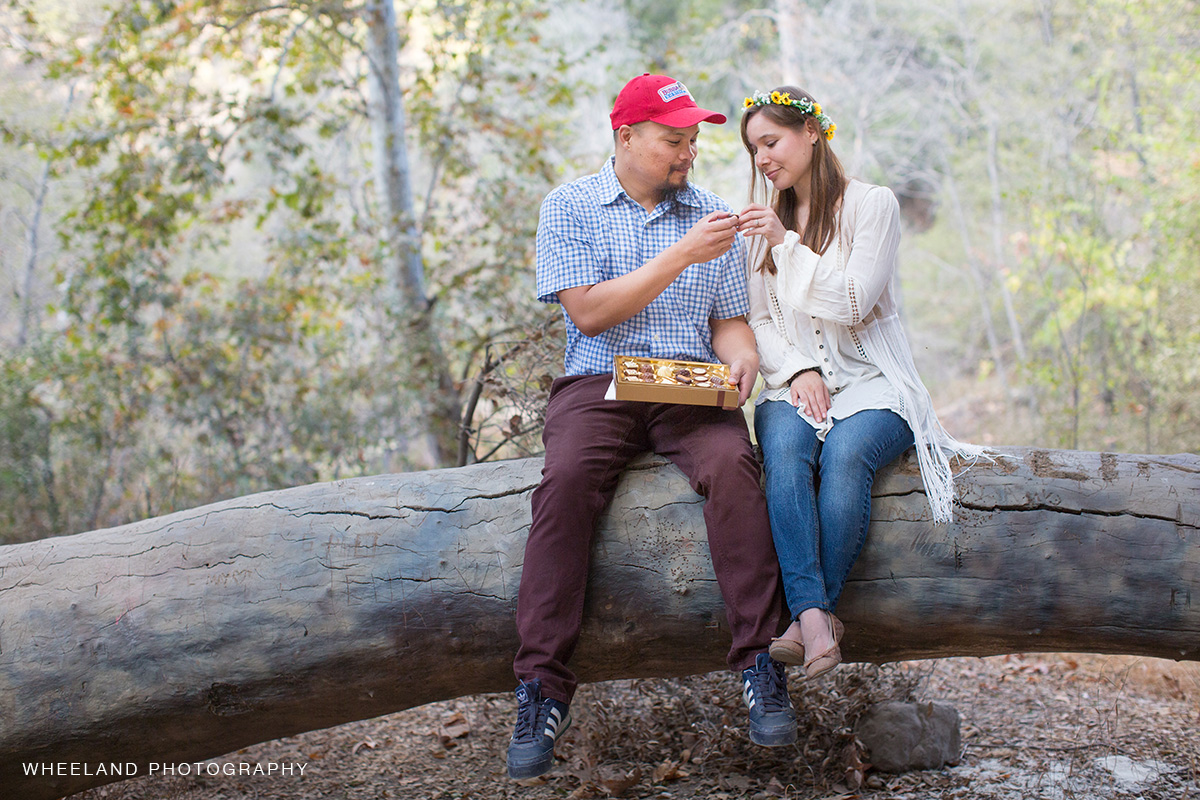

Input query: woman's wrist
[787,366,821,384]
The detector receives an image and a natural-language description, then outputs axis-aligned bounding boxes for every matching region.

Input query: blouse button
[818,344,824,349]
[814,330,821,335]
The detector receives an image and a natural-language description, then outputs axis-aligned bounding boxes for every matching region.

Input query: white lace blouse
[748,178,985,523]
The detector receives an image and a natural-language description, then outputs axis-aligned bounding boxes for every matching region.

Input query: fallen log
[1,446,1197,798]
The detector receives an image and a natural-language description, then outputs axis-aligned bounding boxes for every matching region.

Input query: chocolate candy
[616,356,730,388]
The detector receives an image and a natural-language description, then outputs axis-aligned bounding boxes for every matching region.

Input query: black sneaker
[741,652,797,746]
[506,678,572,779]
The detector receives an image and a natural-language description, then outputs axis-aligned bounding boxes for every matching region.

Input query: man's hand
[673,211,740,267]
[557,212,741,338]
[790,370,831,422]
[710,316,759,407]
[726,354,760,407]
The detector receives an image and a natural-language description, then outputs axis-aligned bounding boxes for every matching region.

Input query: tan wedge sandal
[803,613,844,680]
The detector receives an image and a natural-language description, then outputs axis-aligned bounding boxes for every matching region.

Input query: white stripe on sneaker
[543,706,565,739]
[743,682,756,710]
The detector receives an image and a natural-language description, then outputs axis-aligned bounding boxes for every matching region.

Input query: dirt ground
[66,652,1200,800]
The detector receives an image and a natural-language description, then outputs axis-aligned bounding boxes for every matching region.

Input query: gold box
[613,355,739,410]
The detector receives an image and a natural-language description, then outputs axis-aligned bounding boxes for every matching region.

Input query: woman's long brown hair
[740,86,846,274]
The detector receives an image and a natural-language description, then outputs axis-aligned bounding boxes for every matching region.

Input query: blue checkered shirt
[536,157,749,376]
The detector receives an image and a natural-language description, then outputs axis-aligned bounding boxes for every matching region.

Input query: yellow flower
[744,97,754,108]
[779,92,792,104]
[770,91,783,104]
[825,123,837,141]
[813,103,822,115]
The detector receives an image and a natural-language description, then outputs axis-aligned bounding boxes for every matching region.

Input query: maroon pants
[513,374,784,703]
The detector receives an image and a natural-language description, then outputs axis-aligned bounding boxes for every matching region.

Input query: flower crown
[743,90,836,141]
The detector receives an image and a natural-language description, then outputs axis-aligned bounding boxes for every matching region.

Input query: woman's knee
[824,411,911,467]
[757,416,819,469]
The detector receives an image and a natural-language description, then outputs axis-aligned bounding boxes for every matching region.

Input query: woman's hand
[790,369,830,423]
[737,204,787,248]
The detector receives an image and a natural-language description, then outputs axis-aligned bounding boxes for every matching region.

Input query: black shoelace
[513,688,546,742]
[749,660,790,710]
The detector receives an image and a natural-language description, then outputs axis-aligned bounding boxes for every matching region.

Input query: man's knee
[687,449,767,508]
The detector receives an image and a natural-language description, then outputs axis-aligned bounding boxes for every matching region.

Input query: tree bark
[364,0,426,313]
[773,0,810,86]
[16,84,74,349]
[2,447,1197,799]
[363,0,459,466]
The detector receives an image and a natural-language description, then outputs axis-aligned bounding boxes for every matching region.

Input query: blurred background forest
[1,0,1197,545]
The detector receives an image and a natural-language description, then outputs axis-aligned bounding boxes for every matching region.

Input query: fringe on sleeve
[856,314,994,524]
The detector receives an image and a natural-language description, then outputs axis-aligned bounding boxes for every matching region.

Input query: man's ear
[616,124,635,150]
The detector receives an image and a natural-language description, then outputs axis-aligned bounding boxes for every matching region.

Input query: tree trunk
[2,447,1197,799]
[364,0,426,313]
[985,117,1028,365]
[363,0,459,466]
[774,0,810,86]
[16,84,74,348]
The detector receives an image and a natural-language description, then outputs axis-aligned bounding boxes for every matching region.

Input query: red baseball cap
[610,74,727,130]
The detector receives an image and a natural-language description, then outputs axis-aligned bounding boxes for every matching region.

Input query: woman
[736,86,984,679]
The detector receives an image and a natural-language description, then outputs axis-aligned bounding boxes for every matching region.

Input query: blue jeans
[754,401,914,618]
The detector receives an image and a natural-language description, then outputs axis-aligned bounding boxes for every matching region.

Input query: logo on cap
[657,81,691,103]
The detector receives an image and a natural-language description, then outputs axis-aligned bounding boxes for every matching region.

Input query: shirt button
[815,330,821,335]
[819,344,824,349]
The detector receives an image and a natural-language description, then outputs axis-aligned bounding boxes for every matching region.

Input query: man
[507,73,796,781]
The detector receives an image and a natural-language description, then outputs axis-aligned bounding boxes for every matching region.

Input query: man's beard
[661,165,691,200]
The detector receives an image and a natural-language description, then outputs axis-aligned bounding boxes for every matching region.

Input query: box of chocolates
[613,355,739,409]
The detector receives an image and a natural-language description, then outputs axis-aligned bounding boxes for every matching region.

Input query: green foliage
[0,353,58,541]
[0,0,578,542]
[1005,0,1200,452]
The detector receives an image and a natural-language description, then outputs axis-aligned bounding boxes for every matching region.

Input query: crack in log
[446,484,541,508]
[376,575,448,584]
[454,589,507,601]
[119,503,301,535]
[298,509,415,520]
[622,498,705,515]
[614,563,666,576]
[75,554,270,587]
[317,561,359,572]
[197,554,268,569]
[872,487,929,501]
[0,540,227,572]
[958,500,1199,530]
[0,578,44,592]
